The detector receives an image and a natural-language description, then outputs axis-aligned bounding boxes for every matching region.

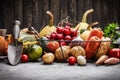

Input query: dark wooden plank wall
[0,0,120,34]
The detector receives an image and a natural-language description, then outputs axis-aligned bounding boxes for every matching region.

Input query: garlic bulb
[71,31,84,47]
[77,55,86,66]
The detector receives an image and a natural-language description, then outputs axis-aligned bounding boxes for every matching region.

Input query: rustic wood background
[0,0,120,34]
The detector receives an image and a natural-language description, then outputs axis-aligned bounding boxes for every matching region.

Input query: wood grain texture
[14,0,23,29]
[3,0,14,34]
[0,0,119,33]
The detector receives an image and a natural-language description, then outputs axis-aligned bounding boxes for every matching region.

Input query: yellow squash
[80,22,98,40]
[39,11,56,38]
[75,9,94,31]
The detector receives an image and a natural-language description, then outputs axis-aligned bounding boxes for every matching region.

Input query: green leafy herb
[104,23,120,42]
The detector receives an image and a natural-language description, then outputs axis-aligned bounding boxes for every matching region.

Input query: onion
[42,52,55,64]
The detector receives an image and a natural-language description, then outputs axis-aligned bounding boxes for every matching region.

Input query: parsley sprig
[104,23,120,42]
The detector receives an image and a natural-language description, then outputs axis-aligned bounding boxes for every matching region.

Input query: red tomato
[47,41,59,52]
[21,54,29,63]
[68,56,76,65]
[109,48,120,59]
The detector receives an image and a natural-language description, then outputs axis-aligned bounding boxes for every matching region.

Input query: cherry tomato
[65,25,71,31]
[70,29,77,37]
[64,35,72,40]
[56,27,64,33]
[68,56,76,65]
[64,28,71,35]
[21,54,29,63]
[56,33,64,40]
[50,32,57,39]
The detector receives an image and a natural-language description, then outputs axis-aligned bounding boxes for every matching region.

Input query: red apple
[56,27,64,33]
[56,33,64,40]
[68,56,76,65]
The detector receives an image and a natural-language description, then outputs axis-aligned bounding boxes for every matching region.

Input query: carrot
[87,28,103,40]
[95,55,109,65]
[85,36,100,60]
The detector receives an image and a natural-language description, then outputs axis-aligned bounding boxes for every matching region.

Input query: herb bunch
[104,23,120,42]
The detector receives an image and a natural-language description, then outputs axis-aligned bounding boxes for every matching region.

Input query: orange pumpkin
[3,41,8,54]
[0,36,5,55]
[0,36,5,41]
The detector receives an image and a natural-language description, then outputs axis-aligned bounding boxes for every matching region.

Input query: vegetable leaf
[104,23,120,42]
